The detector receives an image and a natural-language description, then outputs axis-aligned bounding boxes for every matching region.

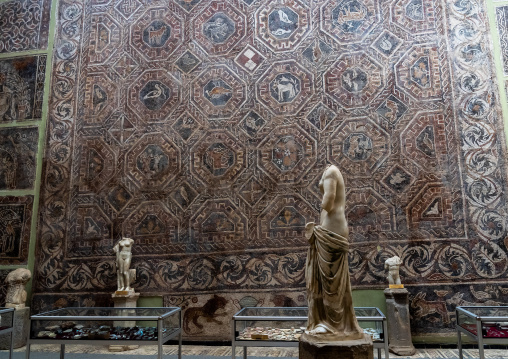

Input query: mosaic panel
[33,0,508,338]
[0,55,47,123]
[496,5,508,75]
[0,127,38,190]
[0,0,51,53]
[0,196,33,265]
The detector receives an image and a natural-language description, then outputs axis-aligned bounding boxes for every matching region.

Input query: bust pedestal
[109,291,140,352]
[384,288,416,356]
[299,333,373,359]
[0,307,29,349]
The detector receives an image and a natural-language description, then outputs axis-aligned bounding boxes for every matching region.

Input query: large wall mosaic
[34,0,508,339]
[0,0,52,53]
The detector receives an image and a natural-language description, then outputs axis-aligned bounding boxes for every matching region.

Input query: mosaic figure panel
[34,0,508,338]
[0,127,38,190]
[0,196,33,265]
[0,55,47,123]
[0,0,51,53]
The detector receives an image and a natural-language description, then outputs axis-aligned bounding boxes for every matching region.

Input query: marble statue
[384,256,402,286]
[304,164,363,340]
[5,268,31,309]
[113,237,135,292]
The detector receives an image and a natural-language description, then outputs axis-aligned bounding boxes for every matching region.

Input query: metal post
[243,346,247,359]
[476,319,484,359]
[9,331,13,359]
[60,344,65,359]
[231,319,236,359]
[457,328,463,359]
[25,342,30,359]
[178,330,182,359]
[377,348,381,359]
[158,319,163,359]
[383,319,389,359]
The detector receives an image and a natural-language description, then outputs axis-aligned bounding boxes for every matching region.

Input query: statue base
[0,307,30,349]
[109,291,140,352]
[389,284,404,289]
[299,333,373,359]
[384,288,416,356]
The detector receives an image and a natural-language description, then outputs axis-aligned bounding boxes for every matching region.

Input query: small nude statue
[385,256,402,286]
[5,268,31,309]
[113,238,134,291]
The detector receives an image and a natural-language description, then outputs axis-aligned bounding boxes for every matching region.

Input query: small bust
[5,268,31,309]
[384,256,402,286]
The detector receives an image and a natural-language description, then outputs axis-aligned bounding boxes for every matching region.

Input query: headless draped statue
[305,164,363,340]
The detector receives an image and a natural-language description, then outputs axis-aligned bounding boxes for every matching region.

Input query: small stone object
[45,325,60,331]
[61,321,76,330]
[5,268,31,309]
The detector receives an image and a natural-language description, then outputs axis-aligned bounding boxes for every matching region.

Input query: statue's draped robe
[305,222,363,339]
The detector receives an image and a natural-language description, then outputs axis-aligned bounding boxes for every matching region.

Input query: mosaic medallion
[193,1,246,56]
[401,112,446,171]
[191,65,245,119]
[392,0,437,35]
[258,125,316,183]
[347,189,395,235]
[376,94,408,124]
[382,165,414,194]
[125,134,180,190]
[175,51,201,74]
[258,195,314,245]
[240,111,266,137]
[87,14,121,64]
[191,131,246,187]
[84,74,118,125]
[256,0,310,53]
[128,70,180,123]
[328,118,389,177]
[257,61,313,115]
[191,199,247,245]
[371,30,403,57]
[131,8,183,61]
[324,52,384,109]
[396,44,442,101]
[321,0,379,44]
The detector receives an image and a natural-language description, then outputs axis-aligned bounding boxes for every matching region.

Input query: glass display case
[0,308,15,359]
[27,307,181,359]
[456,306,508,359]
[232,307,388,359]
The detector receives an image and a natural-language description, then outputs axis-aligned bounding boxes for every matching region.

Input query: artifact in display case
[456,306,508,359]
[232,307,388,359]
[27,307,182,359]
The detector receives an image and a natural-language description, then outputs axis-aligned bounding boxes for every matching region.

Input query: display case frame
[26,307,182,359]
[456,306,508,359]
[0,307,15,359]
[231,307,389,359]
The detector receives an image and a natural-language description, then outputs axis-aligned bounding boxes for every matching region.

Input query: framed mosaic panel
[0,196,33,265]
[0,55,47,123]
[0,0,52,53]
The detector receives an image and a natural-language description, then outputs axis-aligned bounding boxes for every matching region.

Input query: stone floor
[5,344,508,359]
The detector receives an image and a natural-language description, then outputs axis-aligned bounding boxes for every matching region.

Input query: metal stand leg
[478,337,485,359]
[377,348,381,359]
[60,344,65,359]
[243,346,247,359]
[383,320,389,359]
[457,329,463,359]
[9,332,13,359]
[25,343,30,359]
[178,330,182,359]
[157,323,163,359]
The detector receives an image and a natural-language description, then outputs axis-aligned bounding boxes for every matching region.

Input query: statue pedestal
[299,333,373,359]
[0,307,30,349]
[384,288,416,356]
[109,291,140,352]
